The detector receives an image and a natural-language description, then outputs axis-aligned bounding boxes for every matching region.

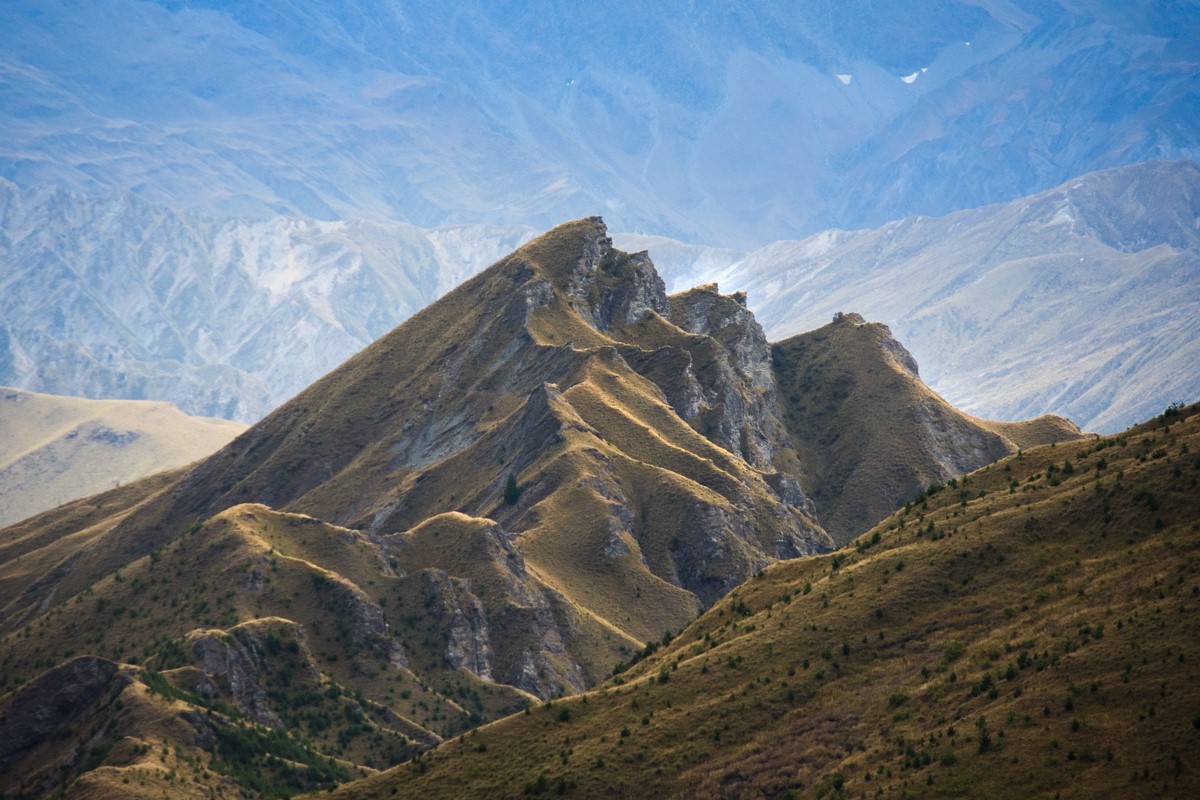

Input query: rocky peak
[525,216,668,333]
[648,282,793,472]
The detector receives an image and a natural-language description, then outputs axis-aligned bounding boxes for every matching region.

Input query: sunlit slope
[339,403,1200,799]
[0,387,244,527]
[0,218,1101,799]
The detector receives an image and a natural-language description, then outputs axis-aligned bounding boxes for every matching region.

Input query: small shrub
[504,472,522,505]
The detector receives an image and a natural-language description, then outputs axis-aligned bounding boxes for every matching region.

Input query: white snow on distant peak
[835,74,852,85]
[901,72,919,84]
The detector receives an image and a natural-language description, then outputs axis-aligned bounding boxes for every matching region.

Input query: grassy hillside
[0,387,244,527]
[774,313,1080,543]
[331,402,1200,799]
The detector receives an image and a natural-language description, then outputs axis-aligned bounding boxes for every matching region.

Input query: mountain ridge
[0,217,1086,798]
[323,402,1200,800]
[655,159,1200,433]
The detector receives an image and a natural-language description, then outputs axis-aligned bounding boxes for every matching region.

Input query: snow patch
[901,72,919,84]
[835,74,852,85]
[1048,202,1076,228]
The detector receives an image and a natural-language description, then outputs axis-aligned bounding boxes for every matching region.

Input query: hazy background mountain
[4,162,1193,432]
[642,160,1200,433]
[0,179,533,421]
[0,386,243,527]
[1,0,1196,246]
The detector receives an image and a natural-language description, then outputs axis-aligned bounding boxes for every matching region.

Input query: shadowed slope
[773,313,1081,542]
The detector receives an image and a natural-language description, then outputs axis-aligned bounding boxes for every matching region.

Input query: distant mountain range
[0,179,532,421]
[1,1,1196,245]
[0,387,243,527]
[637,159,1200,433]
[4,161,1195,431]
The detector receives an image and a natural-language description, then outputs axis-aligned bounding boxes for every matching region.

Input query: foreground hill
[329,402,1200,800]
[0,387,244,527]
[0,219,1079,798]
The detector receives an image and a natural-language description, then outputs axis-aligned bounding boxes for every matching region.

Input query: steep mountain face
[0,386,244,528]
[0,219,1082,798]
[331,404,1200,800]
[773,313,1080,541]
[0,180,533,421]
[658,160,1200,433]
[1,1,1195,245]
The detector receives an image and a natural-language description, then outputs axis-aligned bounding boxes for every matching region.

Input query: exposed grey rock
[557,219,668,332]
[419,569,494,681]
[185,629,285,727]
[0,656,124,772]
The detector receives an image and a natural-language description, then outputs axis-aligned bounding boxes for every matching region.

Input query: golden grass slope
[332,403,1200,800]
[0,387,244,527]
[773,313,1082,543]
[0,502,553,797]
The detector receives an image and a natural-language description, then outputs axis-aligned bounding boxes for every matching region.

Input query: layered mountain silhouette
[0,219,1082,797]
[642,160,1200,433]
[4,161,1193,433]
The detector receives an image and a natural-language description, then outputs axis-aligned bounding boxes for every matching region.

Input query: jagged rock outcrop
[384,513,587,696]
[180,620,320,727]
[418,569,495,681]
[662,283,794,471]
